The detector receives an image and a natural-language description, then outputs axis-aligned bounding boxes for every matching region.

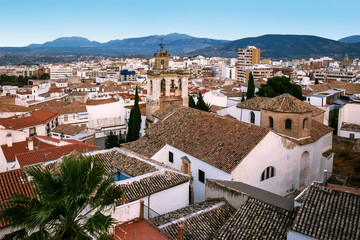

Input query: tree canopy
[257,76,303,100]
[0,154,124,240]
[126,86,142,142]
[105,131,125,149]
[195,92,211,112]
[189,96,196,108]
[246,72,255,100]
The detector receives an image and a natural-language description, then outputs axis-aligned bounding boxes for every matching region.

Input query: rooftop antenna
[159,38,164,51]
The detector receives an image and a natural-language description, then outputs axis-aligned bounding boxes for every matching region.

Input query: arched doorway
[300,151,310,187]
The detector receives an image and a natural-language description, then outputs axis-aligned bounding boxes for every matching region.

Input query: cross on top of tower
[159,38,164,51]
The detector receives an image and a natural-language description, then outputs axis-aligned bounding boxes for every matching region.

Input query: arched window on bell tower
[269,117,274,129]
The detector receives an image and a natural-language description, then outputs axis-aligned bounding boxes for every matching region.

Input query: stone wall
[333,136,360,154]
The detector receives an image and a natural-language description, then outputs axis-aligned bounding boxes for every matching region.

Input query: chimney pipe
[28,138,34,151]
[178,224,184,240]
[140,199,144,220]
[6,133,12,147]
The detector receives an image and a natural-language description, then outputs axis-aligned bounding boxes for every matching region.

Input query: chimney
[139,199,144,220]
[177,224,184,240]
[28,138,34,151]
[6,133,12,147]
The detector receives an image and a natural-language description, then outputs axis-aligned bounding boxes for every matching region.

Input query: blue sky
[0,0,359,46]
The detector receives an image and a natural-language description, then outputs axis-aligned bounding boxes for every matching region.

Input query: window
[269,117,274,129]
[198,169,205,183]
[64,115,68,122]
[350,133,355,139]
[285,119,292,130]
[303,118,308,129]
[250,111,255,124]
[169,151,174,163]
[261,166,275,181]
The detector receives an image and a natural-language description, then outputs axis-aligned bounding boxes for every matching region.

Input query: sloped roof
[215,198,296,240]
[309,82,360,95]
[121,135,166,158]
[92,149,157,177]
[152,200,235,240]
[133,106,270,174]
[52,124,88,135]
[289,120,333,145]
[0,104,29,113]
[236,97,271,110]
[16,141,100,167]
[1,138,54,163]
[86,98,117,105]
[0,110,59,130]
[152,104,182,120]
[261,94,314,113]
[119,170,190,203]
[291,184,360,239]
[0,169,34,228]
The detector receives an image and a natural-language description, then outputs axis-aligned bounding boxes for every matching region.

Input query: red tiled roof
[0,110,59,130]
[16,142,100,167]
[1,138,54,163]
[0,169,34,228]
[86,98,117,105]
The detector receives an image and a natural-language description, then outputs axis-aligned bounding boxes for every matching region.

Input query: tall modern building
[237,46,261,82]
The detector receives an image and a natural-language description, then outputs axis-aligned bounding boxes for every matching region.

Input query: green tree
[246,72,255,100]
[241,94,245,102]
[0,155,124,240]
[189,96,196,108]
[105,131,120,149]
[196,92,211,112]
[257,76,303,100]
[126,86,142,142]
[315,78,319,85]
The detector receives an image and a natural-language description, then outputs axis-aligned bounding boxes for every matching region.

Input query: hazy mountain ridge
[188,34,360,59]
[338,35,360,44]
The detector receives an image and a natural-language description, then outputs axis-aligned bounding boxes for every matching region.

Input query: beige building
[146,45,189,121]
[237,46,261,82]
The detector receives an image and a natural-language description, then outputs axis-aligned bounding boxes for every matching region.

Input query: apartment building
[237,46,261,82]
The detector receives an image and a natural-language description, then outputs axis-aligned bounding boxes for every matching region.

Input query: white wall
[231,131,332,196]
[202,91,227,108]
[152,145,232,203]
[139,181,189,215]
[240,108,261,126]
[217,105,241,120]
[111,201,141,224]
[339,130,360,139]
[338,103,360,137]
[87,100,126,130]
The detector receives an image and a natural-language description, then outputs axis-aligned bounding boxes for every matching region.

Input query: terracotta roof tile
[0,110,59,130]
[86,98,117,105]
[0,169,34,228]
[261,94,314,113]
[92,149,157,177]
[291,184,360,239]
[215,198,296,239]
[130,106,269,173]
[1,138,54,163]
[122,135,166,158]
[152,200,235,240]
[288,120,333,145]
[341,122,360,133]
[16,142,99,167]
[52,124,88,135]
[0,104,29,113]
[120,170,190,203]
[236,97,271,110]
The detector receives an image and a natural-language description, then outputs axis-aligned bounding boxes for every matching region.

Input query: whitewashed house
[123,95,333,203]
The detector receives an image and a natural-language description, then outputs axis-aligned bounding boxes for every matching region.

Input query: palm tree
[0,154,124,240]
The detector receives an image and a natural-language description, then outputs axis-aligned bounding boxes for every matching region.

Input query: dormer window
[261,166,275,181]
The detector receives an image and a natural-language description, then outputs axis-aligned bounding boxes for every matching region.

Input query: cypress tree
[196,92,211,112]
[189,96,196,108]
[126,86,142,142]
[246,72,255,100]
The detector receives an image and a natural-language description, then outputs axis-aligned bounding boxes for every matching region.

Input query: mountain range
[0,33,360,65]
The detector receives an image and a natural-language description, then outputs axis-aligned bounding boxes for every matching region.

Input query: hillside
[338,35,360,44]
[188,34,360,59]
